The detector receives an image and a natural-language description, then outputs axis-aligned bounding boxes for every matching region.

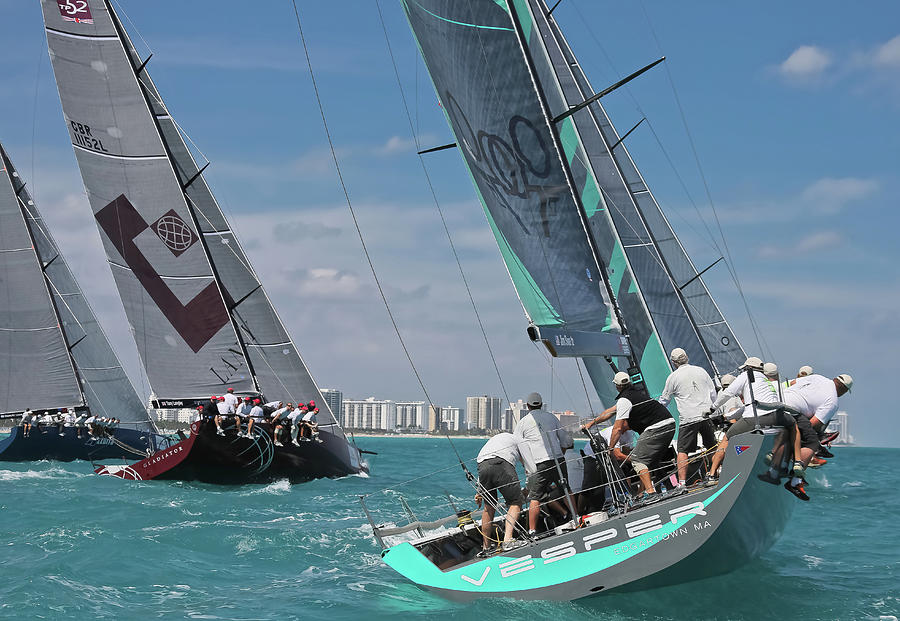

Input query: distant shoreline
[351,433,492,440]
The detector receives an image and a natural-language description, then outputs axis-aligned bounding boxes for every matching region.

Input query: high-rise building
[396,401,427,429]
[320,389,343,420]
[555,410,579,431]
[440,406,464,431]
[827,411,854,445]
[466,395,502,430]
[503,399,528,432]
[428,404,441,432]
[342,397,396,431]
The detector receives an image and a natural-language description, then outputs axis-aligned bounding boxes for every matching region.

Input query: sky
[0,1,897,446]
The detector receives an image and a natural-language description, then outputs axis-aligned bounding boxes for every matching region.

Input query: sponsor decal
[734,445,751,455]
[95,195,230,353]
[57,0,93,24]
[554,334,575,347]
[152,211,198,257]
[457,501,709,585]
[69,121,108,154]
[141,444,184,468]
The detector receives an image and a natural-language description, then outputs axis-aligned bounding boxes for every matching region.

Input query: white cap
[763,362,778,378]
[721,374,736,387]
[526,392,543,407]
[798,365,813,377]
[613,371,631,386]
[669,348,688,364]
[742,356,763,370]
[835,374,853,392]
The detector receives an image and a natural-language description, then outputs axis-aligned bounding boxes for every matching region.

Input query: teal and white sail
[402,0,745,405]
[0,143,153,430]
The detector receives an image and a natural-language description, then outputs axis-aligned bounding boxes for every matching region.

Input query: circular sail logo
[152,210,198,257]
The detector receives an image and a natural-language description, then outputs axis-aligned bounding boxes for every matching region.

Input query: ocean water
[0,436,897,621]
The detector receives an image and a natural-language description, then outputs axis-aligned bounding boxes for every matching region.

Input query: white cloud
[873,34,900,67]
[800,177,879,213]
[757,230,842,258]
[778,45,831,79]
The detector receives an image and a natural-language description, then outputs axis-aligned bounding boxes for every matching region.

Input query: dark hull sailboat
[0,425,158,462]
[0,142,157,462]
[95,419,367,482]
[367,0,802,599]
[40,0,366,481]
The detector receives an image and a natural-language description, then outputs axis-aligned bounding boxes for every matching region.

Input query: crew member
[475,432,525,555]
[658,348,717,492]
[223,388,239,414]
[585,373,676,504]
[707,357,785,484]
[20,409,33,438]
[513,392,573,534]
[237,397,255,437]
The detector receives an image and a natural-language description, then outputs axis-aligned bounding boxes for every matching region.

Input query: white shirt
[63,413,75,425]
[783,374,839,424]
[236,402,253,416]
[216,401,231,415]
[658,364,716,424]
[476,432,521,466]
[583,426,639,457]
[264,401,282,410]
[513,409,573,474]
[273,406,292,420]
[223,393,239,411]
[249,405,265,419]
[302,412,317,424]
[712,369,779,417]
[718,395,745,420]
[84,416,95,425]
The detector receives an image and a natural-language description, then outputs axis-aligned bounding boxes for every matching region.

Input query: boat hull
[381,428,795,601]
[0,424,156,462]
[95,420,367,483]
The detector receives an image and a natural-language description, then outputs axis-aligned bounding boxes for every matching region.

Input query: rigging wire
[561,1,771,361]
[289,1,468,464]
[636,1,772,361]
[375,0,512,406]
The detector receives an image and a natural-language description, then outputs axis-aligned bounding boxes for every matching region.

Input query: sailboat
[366,0,795,600]
[38,0,366,482]
[0,142,159,461]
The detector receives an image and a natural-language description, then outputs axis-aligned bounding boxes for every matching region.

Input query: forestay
[41,0,339,429]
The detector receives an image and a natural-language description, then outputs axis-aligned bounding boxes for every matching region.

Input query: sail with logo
[39,0,365,481]
[0,142,157,461]
[403,0,745,405]
[362,0,797,601]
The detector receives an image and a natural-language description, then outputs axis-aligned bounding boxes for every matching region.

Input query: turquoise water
[0,437,897,620]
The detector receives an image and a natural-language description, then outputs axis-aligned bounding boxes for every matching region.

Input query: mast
[504,2,640,374]
[103,0,261,395]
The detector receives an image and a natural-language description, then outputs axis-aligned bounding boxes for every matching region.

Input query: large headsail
[523,0,747,376]
[40,1,339,428]
[0,145,83,414]
[0,144,153,430]
[402,0,669,404]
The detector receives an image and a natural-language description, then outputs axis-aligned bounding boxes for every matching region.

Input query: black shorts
[477,457,523,507]
[526,459,567,502]
[677,420,717,454]
[793,414,820,451]
[630,423,676,473]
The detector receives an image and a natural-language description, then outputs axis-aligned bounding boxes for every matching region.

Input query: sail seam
[45,27,118,41]
[71,145,166,161]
